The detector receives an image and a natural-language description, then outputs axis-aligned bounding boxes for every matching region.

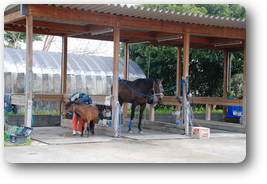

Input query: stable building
[4,4,246,136]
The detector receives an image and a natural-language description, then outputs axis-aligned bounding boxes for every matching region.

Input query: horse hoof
[139,131,144,134]
[127,130,133,133]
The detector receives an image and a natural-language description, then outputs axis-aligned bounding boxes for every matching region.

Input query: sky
[20,4,137,57]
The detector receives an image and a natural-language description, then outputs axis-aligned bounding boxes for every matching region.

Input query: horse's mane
[65,101,87,108]
[136,78,155,84]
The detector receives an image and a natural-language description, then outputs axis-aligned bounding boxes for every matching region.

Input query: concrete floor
[4,138,246,163]
[4,125,246,163]
[31,127,115,145]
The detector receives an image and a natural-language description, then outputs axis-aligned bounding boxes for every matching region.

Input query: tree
[43,35,55,51]
[4,31,43,49]
[196,4,246,19]
[120,4,245,109]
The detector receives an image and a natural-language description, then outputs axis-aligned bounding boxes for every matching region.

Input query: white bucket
[105,96,112,106]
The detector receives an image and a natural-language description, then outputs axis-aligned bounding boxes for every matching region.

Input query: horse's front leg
[128,102,136,133]
[138,104,146,134]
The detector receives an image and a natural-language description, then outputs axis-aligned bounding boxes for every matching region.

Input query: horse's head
[154,79,164,102]
[62,101,75,116]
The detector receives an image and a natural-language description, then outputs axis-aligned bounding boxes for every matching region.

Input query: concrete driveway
[4,126,246,163]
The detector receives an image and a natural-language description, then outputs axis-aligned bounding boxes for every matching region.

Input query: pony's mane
[65,101,86,108]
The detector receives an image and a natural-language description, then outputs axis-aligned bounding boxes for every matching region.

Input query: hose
[5,126,24,140]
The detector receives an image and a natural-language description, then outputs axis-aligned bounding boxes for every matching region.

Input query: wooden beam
[112,19,120,137]
[4,25,66,36]
[33,94,63,102]
[206,104,211,120]
[123,43,129,118]
[183,33,190,79]
[10,93,243,107]
[8,19,244,50]
[13,19,88,32]
[161,96,243,106]
[65,25,111,37]
[149,105,155,121]
[183,33,190,134]
[24,13,33,127]
[10,94,26,106]
[60,36,68,114]
[28,4,246,39]
[11,18,218,45]
[4,10,26,25]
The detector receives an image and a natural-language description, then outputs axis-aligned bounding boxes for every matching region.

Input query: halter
[152,80,164,97]
[64,102,94,115]
[64,103,76,115]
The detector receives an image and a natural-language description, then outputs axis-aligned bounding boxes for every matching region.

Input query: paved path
[4,138,246,163]
[4,126,246,163]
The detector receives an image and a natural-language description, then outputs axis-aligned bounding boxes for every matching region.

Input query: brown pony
[62,101,99,138]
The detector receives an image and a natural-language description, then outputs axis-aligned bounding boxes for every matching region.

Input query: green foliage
[4,31,43,49]
[229,73,243,97]
[125,106,222,114]
[141,4,208,15]
[120,4,245,111]
[140,4,246,19]
[8,110,60,115]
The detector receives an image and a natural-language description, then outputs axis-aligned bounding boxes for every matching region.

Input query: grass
[126,106,223,114]
[7,110,60,115]
[4,133,32,147]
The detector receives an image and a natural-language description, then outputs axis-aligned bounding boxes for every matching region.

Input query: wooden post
[149,105,155,121]
[112,20,120,137]
[60,36,68,120]
[176,47,182,120]
[24,13,33,127]
[183,33,190,134]
[206,104,211,120]
[223,50,228,119]
[243,40,246,127]
[123,43,129,118]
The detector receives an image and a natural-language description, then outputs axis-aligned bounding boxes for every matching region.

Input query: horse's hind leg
[138,104,146,134]
[87,122,90,138]
[90,120,95,135]
[81,120,85,137]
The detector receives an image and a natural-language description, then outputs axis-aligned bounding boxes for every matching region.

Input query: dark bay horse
[112,78,164,133]
[62,101,99,138]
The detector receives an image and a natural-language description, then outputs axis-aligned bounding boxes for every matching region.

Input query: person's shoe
[77,131,81,135]
[72,130,76,135]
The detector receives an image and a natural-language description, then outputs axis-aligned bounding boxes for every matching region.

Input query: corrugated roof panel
[6,4,246,29]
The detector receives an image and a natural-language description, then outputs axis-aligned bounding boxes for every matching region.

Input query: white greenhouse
[4,48,146,112]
